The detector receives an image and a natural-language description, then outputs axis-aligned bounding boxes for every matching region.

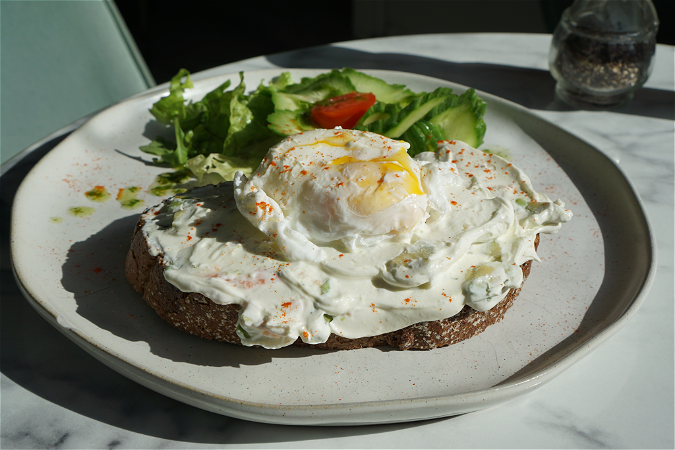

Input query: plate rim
[9,67,657,425]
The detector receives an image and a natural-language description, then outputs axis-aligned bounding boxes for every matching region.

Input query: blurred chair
[1,0,154,168]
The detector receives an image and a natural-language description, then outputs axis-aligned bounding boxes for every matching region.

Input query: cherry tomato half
[310,92,376,129]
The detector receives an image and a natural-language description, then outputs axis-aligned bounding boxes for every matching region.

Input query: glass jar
[549,0,659,109]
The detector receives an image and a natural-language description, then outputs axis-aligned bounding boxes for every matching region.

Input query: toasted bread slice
[126,215,537,351]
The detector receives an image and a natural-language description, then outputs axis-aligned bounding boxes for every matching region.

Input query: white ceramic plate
[11,69,655,425]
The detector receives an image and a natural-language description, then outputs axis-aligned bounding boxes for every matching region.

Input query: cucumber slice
[271,91,312,111]
[284,70,355,97]
[267,109,315,136]
[429,104,483,148]
[428,89,487,147]
[355,102,387,127]
[429,103,477,147]
[402,120,446,156]
[362,111,390,126]
[341,68,416,105]
[384,96,446,138]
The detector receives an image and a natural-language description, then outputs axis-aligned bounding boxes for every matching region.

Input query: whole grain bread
[126,216,538,351]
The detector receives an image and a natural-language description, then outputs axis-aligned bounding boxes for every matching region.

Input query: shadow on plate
[59,213,352,368]
[493,104,655,385]
[1,139,452,443]
[266,46,674,120]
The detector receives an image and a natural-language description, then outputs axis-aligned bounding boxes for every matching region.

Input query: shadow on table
[266,46,674,121]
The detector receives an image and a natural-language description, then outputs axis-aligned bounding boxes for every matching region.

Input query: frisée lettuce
[140,68,487,184]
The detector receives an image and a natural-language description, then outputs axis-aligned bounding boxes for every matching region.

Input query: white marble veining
[1,34,673,449]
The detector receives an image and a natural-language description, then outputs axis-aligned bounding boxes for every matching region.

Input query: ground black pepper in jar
[548,0,659,109]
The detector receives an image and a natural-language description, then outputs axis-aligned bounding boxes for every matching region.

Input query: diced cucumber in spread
[169,199,183,209]
[524,201,550,215]
[487,240,502,261]
[320,280,330,295]
[236,324,251,339]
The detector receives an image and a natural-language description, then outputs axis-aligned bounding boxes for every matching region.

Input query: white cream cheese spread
[142,129,572,349]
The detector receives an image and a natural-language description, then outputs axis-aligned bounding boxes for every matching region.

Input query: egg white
[233,128,429,257]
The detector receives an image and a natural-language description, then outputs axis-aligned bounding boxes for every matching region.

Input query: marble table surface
[2,33,673,448]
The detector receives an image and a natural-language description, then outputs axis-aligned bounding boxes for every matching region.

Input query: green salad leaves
[140,68,487,183]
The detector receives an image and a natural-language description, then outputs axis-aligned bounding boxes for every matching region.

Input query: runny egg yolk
[310,134,357,148]
[236,129,430,249]
[331,148,425,218]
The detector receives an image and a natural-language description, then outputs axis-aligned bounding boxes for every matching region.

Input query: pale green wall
[1,0,153,165]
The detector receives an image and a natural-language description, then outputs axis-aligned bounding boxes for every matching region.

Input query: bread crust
[126,217,537,350]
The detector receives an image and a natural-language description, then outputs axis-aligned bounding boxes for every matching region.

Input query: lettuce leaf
[141,71,282,173]
[149,69,205,129]
[186,153,259,184]
[222,76,278,158]
[139,118,190,166]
